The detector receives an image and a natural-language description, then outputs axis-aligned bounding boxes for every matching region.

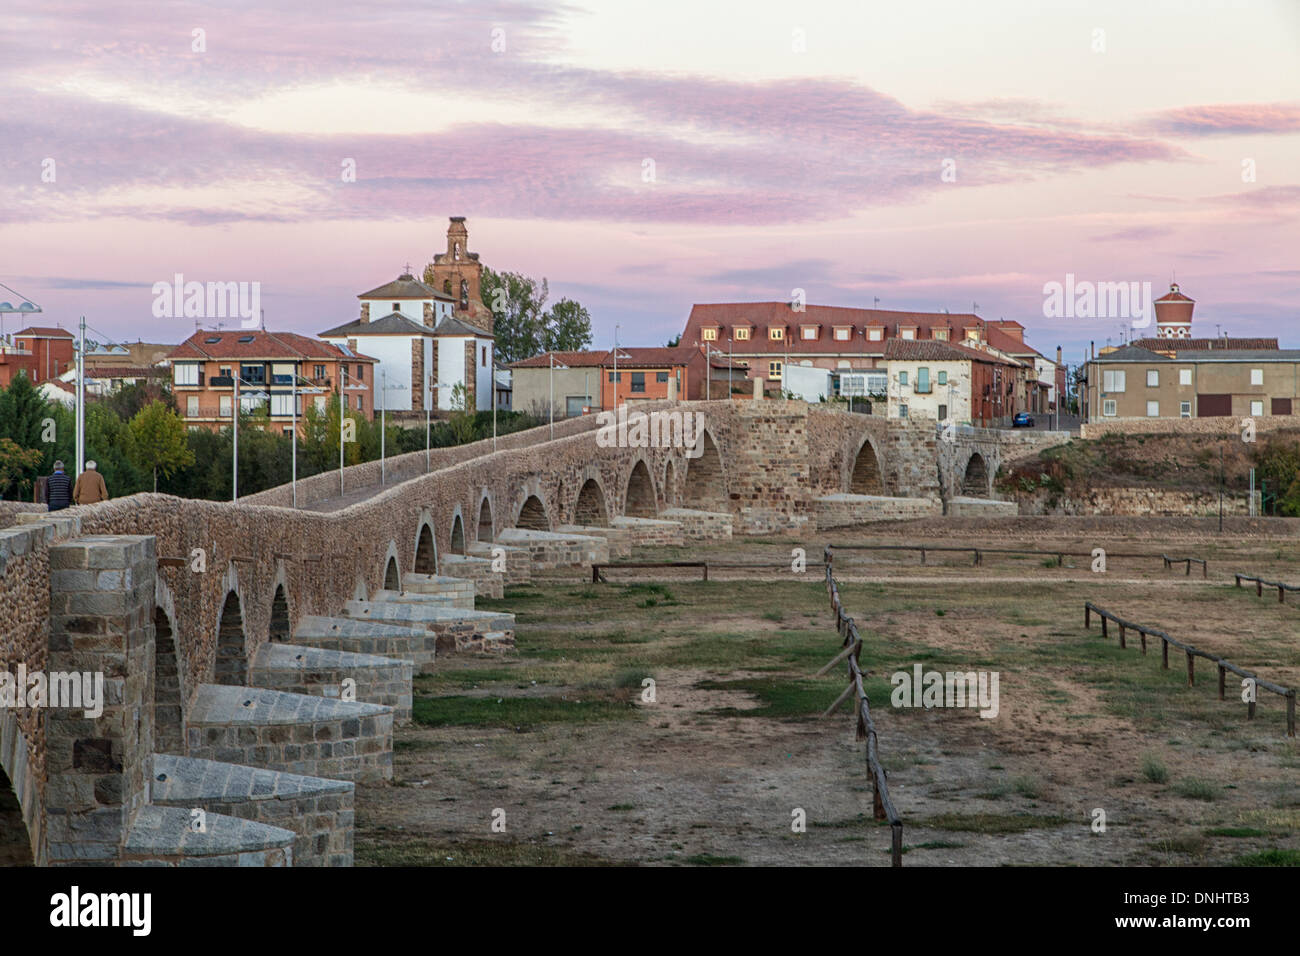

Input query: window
[1180,401,1192,418]
[702,328,717,341]
[356,395,364,412]
[938,404,948,420]
[566,396,588,417]
[1179,368,1191,386]
[240,364,265,385]
[769,327,784,341]
[314,365,326,380]
[271,393,295,417]
[834,327,851,341]
[186,396,198,417]
[174,364,199,386]
[631,372,646,393]
[1103,399,1117,417]
[933,329,949,341]
[482,347,487,366]
[656,372,668,383]
[1251,368,1263,386]
[937,371,947,386]
[314,396,326,413]
[868,328,883,341]
[901,328,915,340]
[898,371,909,386]
[1146,401,1159,417]
[1251,400,1264,416]
[734,327,750,341]
[608,372,621,383]
[965,329,980,341]
[220,366,232,379]
[392,302,400,312]
[898,404,908,418]
[1102,369,1126,393]
[355,365,364,381]
[768,361,783,380]
[1146,370,1159,387]
[219,395,232,417]
[916,368,931,393]
[801,326,817,340]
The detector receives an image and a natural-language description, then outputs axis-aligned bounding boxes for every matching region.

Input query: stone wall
[1013,486,1258,517]
[1080,416,1300,439]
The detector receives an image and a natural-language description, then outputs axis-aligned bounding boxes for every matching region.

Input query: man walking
[73,460,109,505]
[45,461,73,512]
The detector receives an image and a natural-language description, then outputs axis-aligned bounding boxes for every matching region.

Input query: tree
[476,266,594,364]
[665,334,682,347]
[542,298,593,354]
[127,400,195,492]
[0,438,43,500]
[0,373,63,496]
[447,383,477,445]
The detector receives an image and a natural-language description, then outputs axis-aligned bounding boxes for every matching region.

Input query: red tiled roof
[510,350,608,369]
[168,330,375,364]
[84,365,164,378]
[15,326,74,338]
[884,338,1023,366]
[1130,337,1278,351]
[1154,284,1194,303]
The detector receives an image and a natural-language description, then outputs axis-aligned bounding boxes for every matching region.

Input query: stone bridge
[0,399,1064,866]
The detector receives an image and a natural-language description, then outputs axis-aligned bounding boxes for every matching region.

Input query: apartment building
[1086,346,1300,419]
[679,302,1059,409]
[0,325,75,387]
[168,329,375,433]
[883,338,1029,426]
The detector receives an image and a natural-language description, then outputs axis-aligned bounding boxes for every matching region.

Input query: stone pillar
[360,302,370,324]
[46,535,156,865]
[430,341,440,410]
[411,340,424,412]
[667,375,677,401]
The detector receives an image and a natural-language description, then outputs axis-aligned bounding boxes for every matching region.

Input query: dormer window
[392,302,400,312]
[900,327,916,340]
[702,328,718,341]
[769,327,784,341]
[868,328,883,341]
[834,327,852,341]
[933,328,949,341]
[733,327,750,341]
[800,326,818,340]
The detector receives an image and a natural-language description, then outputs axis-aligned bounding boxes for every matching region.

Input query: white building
[320,271,494,412]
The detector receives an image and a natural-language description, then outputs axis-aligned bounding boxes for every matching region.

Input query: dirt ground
[354,524,1300,866]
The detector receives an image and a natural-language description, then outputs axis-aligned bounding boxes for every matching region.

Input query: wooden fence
[1084,602,1296,737]
[1233,573,1300,604]
[824,542,1207,574]
[821,545,904,865]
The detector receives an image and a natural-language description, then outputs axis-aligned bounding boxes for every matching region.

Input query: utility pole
[76,316,86,476]
[291,370,297,508]
[232,374,239,501]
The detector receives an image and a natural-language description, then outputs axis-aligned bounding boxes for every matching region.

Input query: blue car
[1012,412,1035,427]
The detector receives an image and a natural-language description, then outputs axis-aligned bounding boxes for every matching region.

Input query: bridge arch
[962,452,991,498]
[517,494,550,530]
[624,458,658,517]
[413,513,437,575]
[0,764,33,866]
[476,493,495,543]
[268,564,292,643]
[214,589,247,686]
[683,428,727,511]
[449,508,467,555]
[573,476,610,526]
[848,436,886,495]
[382,537,402,592]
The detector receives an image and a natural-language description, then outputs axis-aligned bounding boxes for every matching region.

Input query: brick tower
[428,217,493,334]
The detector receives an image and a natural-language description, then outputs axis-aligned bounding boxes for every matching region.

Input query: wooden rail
[1162,554,1208,578]
[826,543,1207,573]
[1234,572,1300,603]
[592,561,708,583]
[1084,602,1295,736]
[822,545,904,865]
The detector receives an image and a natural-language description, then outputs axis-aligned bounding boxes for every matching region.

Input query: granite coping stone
[251,642,414,673]
[124,805,295,855]
[188,684,391,726]
[151,753,352,802]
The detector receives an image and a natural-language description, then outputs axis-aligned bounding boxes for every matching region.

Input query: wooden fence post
[1217,664,1226,701]
[1139,630,1147,656]
[1102,616,1108,640]
[1186,652,1195,687]
[1118,624,1126,649]
[1162,638,1169,670]
[1085,605,1091,628]
[1287,693,1296,738]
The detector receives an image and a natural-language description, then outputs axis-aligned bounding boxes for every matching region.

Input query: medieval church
[320,217,496,413]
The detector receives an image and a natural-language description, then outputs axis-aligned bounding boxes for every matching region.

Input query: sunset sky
[3,0,1298,362]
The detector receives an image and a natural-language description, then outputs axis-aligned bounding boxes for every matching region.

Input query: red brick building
[167,330,376,434]
[0,326,75,387]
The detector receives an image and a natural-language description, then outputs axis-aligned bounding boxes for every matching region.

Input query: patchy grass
[1205,827,1267,838]
[412,694,638,729]
[683,854,744,866]
[357,836,622,867]
[1174,778,1220,801]
[915,813,1071,834]
[1141,755,1170,784]
[1232,849,1300,867]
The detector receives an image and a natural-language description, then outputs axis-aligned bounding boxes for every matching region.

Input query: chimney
[360,302,370,324]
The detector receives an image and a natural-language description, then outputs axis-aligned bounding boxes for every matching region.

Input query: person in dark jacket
[45,461,73,511]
